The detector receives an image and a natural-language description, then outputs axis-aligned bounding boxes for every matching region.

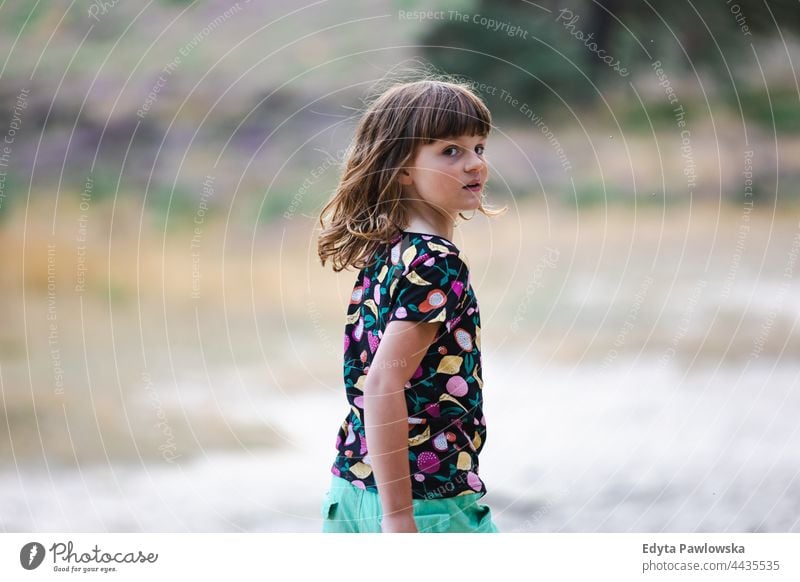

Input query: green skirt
[320,474,500,533]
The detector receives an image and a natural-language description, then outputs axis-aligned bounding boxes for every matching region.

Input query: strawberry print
[367,330,379,354]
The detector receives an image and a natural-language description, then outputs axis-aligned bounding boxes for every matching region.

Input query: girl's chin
[460,194,483,210]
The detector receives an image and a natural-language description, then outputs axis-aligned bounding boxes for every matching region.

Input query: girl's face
[398,133,488,219]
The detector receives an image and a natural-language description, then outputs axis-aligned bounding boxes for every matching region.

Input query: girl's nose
[464,151,485,173]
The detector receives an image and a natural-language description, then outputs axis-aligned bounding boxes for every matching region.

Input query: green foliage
[568,181,616,208]
[421,1,598,114]
[148,184,199,230]
[731,89,800,132]
[621,98,688,131]
[396,0,475,12]
[0,1,49,35]
[566,181,672,208]
[82,169,124,202]
[257,189,295,224]
[158,0,199,7]
[419,0,800,117]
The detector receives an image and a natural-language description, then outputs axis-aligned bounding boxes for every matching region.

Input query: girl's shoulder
[389,232,470,292]
[390,230,462,265]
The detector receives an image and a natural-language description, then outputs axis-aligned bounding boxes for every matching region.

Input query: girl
[316,78,507,533]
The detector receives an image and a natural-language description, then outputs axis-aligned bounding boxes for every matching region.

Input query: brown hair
[316,77,507,272]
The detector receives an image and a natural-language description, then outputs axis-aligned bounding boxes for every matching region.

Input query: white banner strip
[1,533,797,581]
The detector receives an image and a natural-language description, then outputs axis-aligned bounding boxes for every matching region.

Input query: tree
[419,0,800,114]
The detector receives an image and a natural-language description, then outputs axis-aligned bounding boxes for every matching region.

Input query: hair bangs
[409,82,492,145]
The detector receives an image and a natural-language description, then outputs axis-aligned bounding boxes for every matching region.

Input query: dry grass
[2,195,799,466]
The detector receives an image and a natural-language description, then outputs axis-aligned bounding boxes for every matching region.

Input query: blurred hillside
[0,0,471,226]
[0,0,799,232]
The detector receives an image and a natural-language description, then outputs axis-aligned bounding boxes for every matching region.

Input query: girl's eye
[443,145,485,156]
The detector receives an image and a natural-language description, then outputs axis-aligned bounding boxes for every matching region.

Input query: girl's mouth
[462,182,482,192]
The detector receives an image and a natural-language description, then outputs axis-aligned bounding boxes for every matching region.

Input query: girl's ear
[397,168,413,186]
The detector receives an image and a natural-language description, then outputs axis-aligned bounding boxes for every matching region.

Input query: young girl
[316,78,506,533]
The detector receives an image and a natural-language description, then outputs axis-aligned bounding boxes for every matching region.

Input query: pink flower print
[332,466,341,477]
[343,333,350,352]
[367,330,379,354]
[417,451,440,474]
[352,317,364,341]
[360,434,368,455]
[414,473,425,482]
[350,286,363,303]
[394,306,408,319]
[413,365,423,379]
[352,480,366,490]
[447,315,461,332]
[424,256,435,267]
[446,376,468,397]
[454,422,477,453]
[363,275,370,290]
[344,422,356,446]
[467,471,482,491]
[373,283,380,304]
[451,280,464,299]
[354,395,364,408]
[424,402,440,417]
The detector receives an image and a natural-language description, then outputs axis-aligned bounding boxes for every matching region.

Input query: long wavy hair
[317,78,507,273]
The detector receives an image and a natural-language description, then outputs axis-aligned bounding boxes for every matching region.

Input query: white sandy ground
[1,356,798,533]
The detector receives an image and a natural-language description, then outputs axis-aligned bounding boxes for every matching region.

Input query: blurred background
[1,0,799,532]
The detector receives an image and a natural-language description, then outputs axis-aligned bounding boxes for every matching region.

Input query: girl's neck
[403,215,455,242]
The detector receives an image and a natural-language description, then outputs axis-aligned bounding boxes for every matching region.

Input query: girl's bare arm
[362,320,439,532]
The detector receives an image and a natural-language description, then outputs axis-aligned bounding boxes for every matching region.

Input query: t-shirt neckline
[398,229,456,247]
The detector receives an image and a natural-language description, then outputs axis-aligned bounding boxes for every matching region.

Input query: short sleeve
[388,252,469,325]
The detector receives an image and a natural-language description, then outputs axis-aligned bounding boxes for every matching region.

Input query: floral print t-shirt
[330,229,488,500]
